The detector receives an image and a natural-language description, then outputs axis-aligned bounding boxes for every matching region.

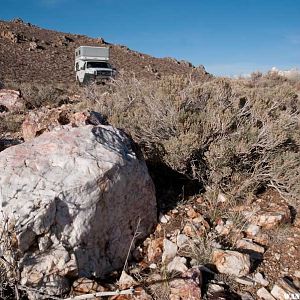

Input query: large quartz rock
[0,125,156,295]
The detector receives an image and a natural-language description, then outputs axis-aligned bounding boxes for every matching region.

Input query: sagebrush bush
[84,73,300,205]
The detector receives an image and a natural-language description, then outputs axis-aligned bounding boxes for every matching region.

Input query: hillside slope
[0,18,208,85]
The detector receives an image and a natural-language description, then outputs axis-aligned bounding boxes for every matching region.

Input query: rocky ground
[0,88,299,299]
[0,18,300,300]
[67,188,300,300]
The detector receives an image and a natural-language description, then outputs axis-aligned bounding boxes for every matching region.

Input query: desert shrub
[84,73,300,204]
[0,113,25,135]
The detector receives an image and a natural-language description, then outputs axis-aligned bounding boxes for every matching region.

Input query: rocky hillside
[0,18,208,85]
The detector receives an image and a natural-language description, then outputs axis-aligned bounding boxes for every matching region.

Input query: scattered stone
[294,270,300,278]
[277,278,299,294]
[149,263,157,269]
[72,277,106,295]
[29,41,38,51]
[162,239,177,264]
[212,249,251,277]
[207,282,226,299]
[169,267,202,300]
[0,125,156,295]
[0,30,26,43]
[217,193,228,203]
[187,207,199,219]
[159,213,170,224]
[167,256,188,274]
[236,238,265,257]
[183,222,206,238]
[253,272,269,287]
[235,276,255,286]
[270,284,287,300]
[0,89,23,112]
[244,203,291,229]
[245,224,261,237]
[215,220,233,236]
[118,271,138,289]
[253,233,270,246]
[21,108,93,141]
[257,287,276,300]
[176,234,190,248]
[239,292,255,300]
[147,238,163,262]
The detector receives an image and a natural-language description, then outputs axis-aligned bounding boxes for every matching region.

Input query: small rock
[236,238,265,254]
[253,272,269,287]
[187,207,199,219]
[293,278,300,290]
[236,239,265,259]
[38,235,52,252]
[72,277,105,295]
[215,223,232,236]
[159,213,170,224]
[212,249,251,277]
[270,284,287,300]
[29,41,38,51]
[207,282,226,299]
[162,239,177,264]
[239,292,255,300]
[190,259,198,267]
[147,238,163,262]
[0,89,23,112]
[253,233,270,246]
[176,234,189,248]
[257,287,276,300]
[169,267,202,300]
[277,278,299,294]
[275,253,281,260]
[244,203,291,229]
[294,270,300,278]
[167,256,188,274]
[217,193,227,203]
[149,263,157,269]
[118,271,138,289]
[245,224,261,237]
[183,222,206,238]
[235,276,255,286]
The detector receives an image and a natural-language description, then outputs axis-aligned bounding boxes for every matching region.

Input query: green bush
[84,74,300,205]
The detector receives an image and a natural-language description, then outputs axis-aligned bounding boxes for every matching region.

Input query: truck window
[76,62,79,71]
[87,62,111,68]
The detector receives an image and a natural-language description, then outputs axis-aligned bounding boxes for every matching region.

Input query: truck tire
[76,77,82,87]
[83,75,91,86]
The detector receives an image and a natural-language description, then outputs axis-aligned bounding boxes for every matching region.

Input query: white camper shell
[75,46,116,84]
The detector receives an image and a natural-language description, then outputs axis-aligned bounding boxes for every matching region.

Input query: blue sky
[1,0,299,76]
